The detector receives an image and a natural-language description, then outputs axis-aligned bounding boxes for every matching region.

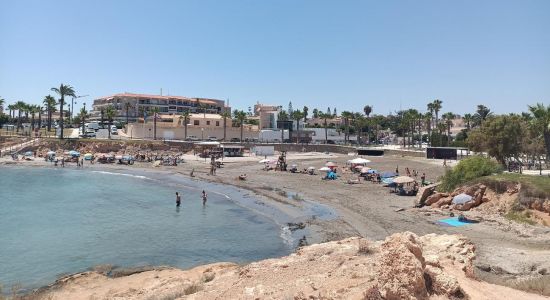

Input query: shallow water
[0,166,291,290]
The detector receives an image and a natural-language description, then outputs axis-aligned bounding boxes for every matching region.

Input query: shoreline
[3,152,550,297]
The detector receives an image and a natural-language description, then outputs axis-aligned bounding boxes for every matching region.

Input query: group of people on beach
[175,190,208,207]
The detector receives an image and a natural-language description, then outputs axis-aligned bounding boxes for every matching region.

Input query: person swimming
[202,190,207,206]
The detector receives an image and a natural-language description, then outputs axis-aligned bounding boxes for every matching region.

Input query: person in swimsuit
[176,192,181,207]
[202,190,207,206]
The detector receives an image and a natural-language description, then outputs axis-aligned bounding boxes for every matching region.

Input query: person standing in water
[176,192,181,207]
[201,190,207,206]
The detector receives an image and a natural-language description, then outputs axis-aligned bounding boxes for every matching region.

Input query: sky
[1,0,549,115]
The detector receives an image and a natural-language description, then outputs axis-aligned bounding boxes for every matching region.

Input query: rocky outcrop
[33,232,476,300]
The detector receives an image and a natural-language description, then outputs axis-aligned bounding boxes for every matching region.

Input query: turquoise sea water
[0,166,291,291]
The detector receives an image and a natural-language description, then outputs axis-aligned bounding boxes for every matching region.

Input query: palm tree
[0,97,4,114]
[234,110,247,143]
[277,110,289,142]
[100,108,105,128]
[79,107,88,136]
[432,99,443,127]
[475,105,492,126]
[463,113,473,130]
[424,112,432,146]
[442,112,455,146]
[291,110,304,143]
[318,112,330,144]
[363,105,372,117]
[7,104,15,120]
[30,105,40,131]
[124,102,133,130]
[354,114,367,145]
[14,101,26,132]
[219,110,231,141]
[51,84,76,139]
[179,110,191,140]
[340,111,353,144]
[105,105,116,139]
[43,95,57,132]
[303,106,309,122]
[528,103,550,160]
[151,107,160,140]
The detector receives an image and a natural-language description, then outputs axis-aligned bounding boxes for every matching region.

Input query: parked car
[110,125,118,135]
[230,138,240,142]
[185,135,199,141]
[207,136,218,141]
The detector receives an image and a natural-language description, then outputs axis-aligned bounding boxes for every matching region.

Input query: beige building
[91,93,229,122]
[126,113,259,141]
[253,103,280,129]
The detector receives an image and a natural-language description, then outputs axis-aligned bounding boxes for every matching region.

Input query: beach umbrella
[115,155,123,160]
[452,193,473,205]
[307,166,315,170]
[349,158,371,164]
[325,162,337,167]
[380,171,398,178]
[360,167,371,173]
[47,151,56,156]
[393,176,415,184]
[24,151,33,156]
[84,153,93,160]
[354,165,364,170]
[382,177,394,185]
[123,155,133,160]
[319,166,331,172]
[258,158,272,163]
[366,169,378,174]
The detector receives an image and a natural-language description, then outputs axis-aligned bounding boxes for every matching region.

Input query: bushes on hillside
[438,156,502,192]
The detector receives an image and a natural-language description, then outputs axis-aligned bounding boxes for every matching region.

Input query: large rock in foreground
[32,232,546,300]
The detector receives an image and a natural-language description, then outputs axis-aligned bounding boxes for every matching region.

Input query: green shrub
[438,156,502,192]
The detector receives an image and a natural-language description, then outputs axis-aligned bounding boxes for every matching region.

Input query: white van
[110,125,118,135]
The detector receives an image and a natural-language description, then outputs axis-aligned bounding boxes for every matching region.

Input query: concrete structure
[253,103,280,129]
[126,113,259,141]
[91,93,229,123]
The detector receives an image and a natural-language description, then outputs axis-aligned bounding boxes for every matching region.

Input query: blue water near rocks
[0,167,292,291]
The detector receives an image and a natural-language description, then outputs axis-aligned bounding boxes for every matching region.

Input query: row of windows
[193,120,220,126]
[135,99,220,109]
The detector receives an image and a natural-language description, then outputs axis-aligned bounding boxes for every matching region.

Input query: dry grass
[512,276,550,296]
[358,240,373,255]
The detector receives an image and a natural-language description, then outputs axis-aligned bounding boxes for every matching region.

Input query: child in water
[176,192,181,207]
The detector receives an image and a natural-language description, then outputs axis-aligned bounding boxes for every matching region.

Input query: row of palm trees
[1,84,80,139]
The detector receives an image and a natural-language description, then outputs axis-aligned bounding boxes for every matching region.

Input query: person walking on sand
[202,190,207,206]
[421,173,426,186]
[176,192,181,207]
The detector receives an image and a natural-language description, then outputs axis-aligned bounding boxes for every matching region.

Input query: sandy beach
[2,149,550,293]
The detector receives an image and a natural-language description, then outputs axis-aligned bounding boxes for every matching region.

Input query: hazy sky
[1,0,548,115]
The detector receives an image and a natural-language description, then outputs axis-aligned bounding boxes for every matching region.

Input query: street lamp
[201,128,204,140]
[70,95,89,125]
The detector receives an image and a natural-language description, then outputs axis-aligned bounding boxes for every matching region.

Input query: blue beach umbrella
[367,169,378,174]
[68,150,80,157]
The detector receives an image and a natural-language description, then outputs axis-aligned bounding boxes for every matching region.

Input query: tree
[51,84,76,139]
[432,99,443,127]
[288,101,293,115]
[340,111,353,144]
[474,105,492,126]
[0,97,4,114]
[43,95,57,132]
[326,107,331,115]
[150,107,160,140]
[124,102,133,129]
[7,104,15,119]
[30,105,40,131]
[277,110,289,142]
[363,105,372,117]
[100,108,105,128]
[234,110,247,142]
[312,108,319,119]
[37,106,43,130]
[463,113,473,130]
[303,106,309,122]
[333,108,337,117]
[178,110,191,140]
[105,105,116,140]
[467,115,526,165]
[78,106,88,137]
[442,112,455,146]
[219,110,231,141]
[528,103,550,160]
[291,110,304,143]
[14,101,26,132]
[318,112,330,144]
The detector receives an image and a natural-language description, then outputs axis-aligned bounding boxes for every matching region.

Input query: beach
[2,148,550,297]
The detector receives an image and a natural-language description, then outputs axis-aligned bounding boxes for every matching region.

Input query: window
[194,120,200,126]
[216,121,220,126]
[206,121,211,125]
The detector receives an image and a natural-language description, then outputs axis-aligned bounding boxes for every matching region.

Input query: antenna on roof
[160,88,163,96]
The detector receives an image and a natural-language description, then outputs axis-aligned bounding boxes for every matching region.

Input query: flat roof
[95,93,224,105]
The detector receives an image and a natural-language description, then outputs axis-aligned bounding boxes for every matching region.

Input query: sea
[0,166,294,291]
